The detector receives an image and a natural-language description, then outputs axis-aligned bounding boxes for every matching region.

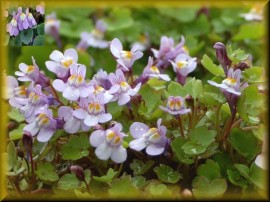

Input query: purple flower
[129,119,169,156]
[89,80,113,103]
[110,38,143,71]
[23,106,57,142]
[5,76,28,108]
[20,84,48,122]
[208,68,243,96]
[53,64,91,101]
[92,69,112,90]
[6,12,19,36]
[45,13,60,34]
[25,8,36,28]
[36,2,45,15]
[213,42,232,75]
[89,123,127,163]
[77,20,108,51]
[46,48,78,79]
[17,7,29,31]
[15,57,50,87]
[58,106,90,133]
[73,94,112,127]
[170,53,197,85]
[151,36,187,68]
[108,69,141,105]
[160,96,191,115]
[142,57,171,81]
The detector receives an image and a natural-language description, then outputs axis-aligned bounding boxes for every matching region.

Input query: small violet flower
[20,84,48,122]
[5,76,28,108]
[15,57,50,87]
[170,53,197,85]
[25,8,37,28]
[53,64,91,101]
[89,80,113,103]
[92,69,112,90]
[160,96,191,115]
[108,69,141,105]
[17,7,29,31]
[89,123,127,163]
[208,68,243,96]
[73,94,112,127]
[46,48,78,79]
[45,12,60,34]
[129,119,169,156]
[23,107,56,142]
[77,20,108,51]
[110,38,143,71]
[240,5,263,21]
[58,106,90,134]
[36,2,45,15]
[6,12,19,36]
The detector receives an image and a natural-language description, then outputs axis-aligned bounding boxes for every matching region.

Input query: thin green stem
[49,84,64,106]
[178,116,185,138]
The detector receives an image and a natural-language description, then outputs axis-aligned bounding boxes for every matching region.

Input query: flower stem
[48,84,64,106]
[178,116,185,138]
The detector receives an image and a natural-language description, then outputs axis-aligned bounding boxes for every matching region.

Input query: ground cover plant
[3,3,268,200]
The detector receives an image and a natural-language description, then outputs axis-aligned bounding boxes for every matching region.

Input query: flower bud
[22,132,33,151]
[213,42,232,75]
[185,95,194,108]
[70,165,85,181]
[236,61,250,71]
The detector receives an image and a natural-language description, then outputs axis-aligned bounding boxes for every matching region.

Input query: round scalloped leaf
[36,162,59,182]
[10,35,22,46]
[154,164,182,184]
[37,23,44,35]
[19,29,33,44]
[57,173,81,190]
[93,168,117,183]
[60,134,90,160]
[33,35,45,46]
[9,124,26,140]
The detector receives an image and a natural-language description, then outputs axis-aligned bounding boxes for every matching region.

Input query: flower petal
[111,146,127,163]
[146,144,165,156]
[58,106,72,120]
[52,79,66,92]
[130,122,149,138]
[24,122,39,136]
[64,48,78,63]
[118,93,130,105]
[129,138,147,151]
[95,142,112,160]
[98,113,112,123]
[73,108,88,119]
[63,86,80,101]
[50,50,64,62]
[89,130,106,147]
[84,115,99,127]
[37,128,55,142]
[19,63,28,73]
[128,83,141,96]
[64,117,81,133]
[110,38,122,58]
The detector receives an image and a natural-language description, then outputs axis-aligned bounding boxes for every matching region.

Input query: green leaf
[242,67,264,83]
[131,176,148,189]
[234,164,250,180]
[57,173,81,190]
[130,159,155,176]
[212,152,234,177]
[181,142,207,155]
[197,159,221,181]
[147,78,167,90]
[201,54,225,76]
[60,20,93,39]
[37,23,45,35]
[60,134,90,160]
[183,15,210,36]
[192,176,227,199]
[189,126,217,147]
[107,102,124,119]
[7,141,17,171]
[10,35,22,46]
[9,124,26,140]
[226,44,249,62]
[229,128,261,160]
[33,35,45,46]
[233,22,265,41]
[93,168,117,183]
[227,169,249,188]
[154,164,182,184]
[167,81,185,97]
[8,108,25,122]
[105,8,134,31]
[19,29,33,44]
[157,7,197,22]
[249,162,267,190]
[36,162,59,182]
[170,137,194,165]
[108,176,139,198]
